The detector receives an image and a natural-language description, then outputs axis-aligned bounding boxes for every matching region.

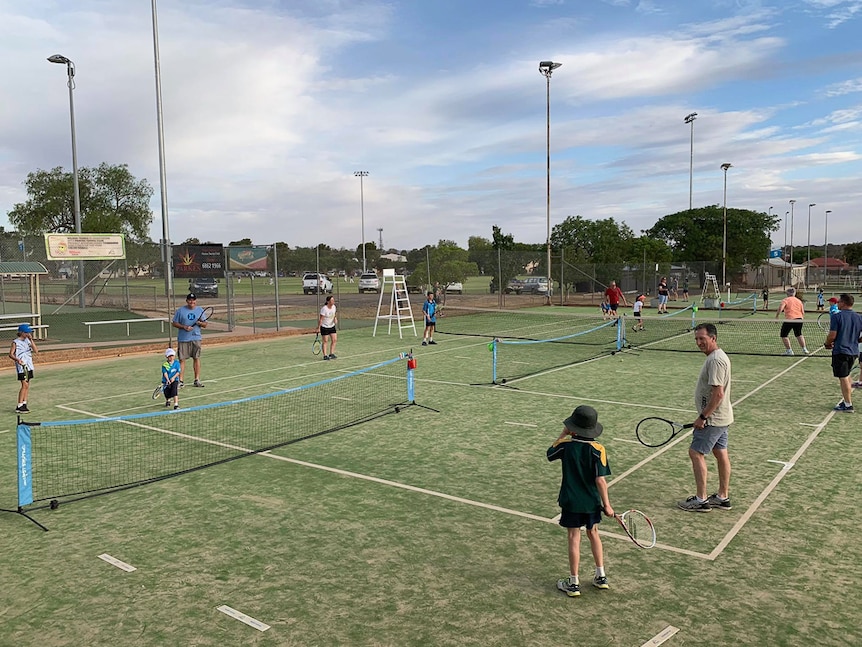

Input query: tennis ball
[488,342,494,351]
[692,306,698,313]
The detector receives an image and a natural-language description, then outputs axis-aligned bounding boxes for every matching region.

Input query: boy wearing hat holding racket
[161,348,181,410]
[547,405,614,597]
[9,323,38,414]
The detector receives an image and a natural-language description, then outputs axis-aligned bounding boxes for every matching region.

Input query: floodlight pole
[783,210,789,289]
[789,199,796,267]
[355,171,369,272]
[823,210,831,286]
[685,113,697,211]
[539,60,562,306]
[48,54,85,309]
[806,203,815,287]
[721,163,732,289]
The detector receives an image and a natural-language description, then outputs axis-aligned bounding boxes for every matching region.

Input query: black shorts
[610,303,619,311]
[16,369,33,382]
[164,381,179,398]
[559,509,602,529]
[832,354,855,378]
[320,326,336,337]
[780,321,803,338]
[424,321,436,330]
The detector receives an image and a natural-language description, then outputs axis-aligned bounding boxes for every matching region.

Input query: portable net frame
[13,355,415,522]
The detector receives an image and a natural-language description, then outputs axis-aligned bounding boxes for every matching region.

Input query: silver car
[358,272,380,293]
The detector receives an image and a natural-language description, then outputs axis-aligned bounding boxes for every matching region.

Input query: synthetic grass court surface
[1,320,859,646]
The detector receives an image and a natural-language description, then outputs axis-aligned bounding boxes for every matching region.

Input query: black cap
[186,293,197,300]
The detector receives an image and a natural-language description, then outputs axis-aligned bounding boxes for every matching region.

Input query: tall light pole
[789,199,796,266]
[539,60,561,305]
[783,210,789,289]
[685,113,697,211]
[377,227,383,251]
[151,0,173,329]
[48,54,85,309]
[806,203,816,287]
[824,210,831,285]
[354,171,368,272]
[721,163,732,289]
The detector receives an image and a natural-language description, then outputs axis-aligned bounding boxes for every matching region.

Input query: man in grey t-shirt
[678,323,734,513]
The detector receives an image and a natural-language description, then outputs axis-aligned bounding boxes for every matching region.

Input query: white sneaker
[784,349,794,356]
[802,348,809,354]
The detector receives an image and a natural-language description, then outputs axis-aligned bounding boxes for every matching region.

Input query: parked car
[522,276,551,295]
[190,277,219,297]
[358,272,380,293]
[490,278,525,294]
[445,282,463,295]
[302,273,333,294]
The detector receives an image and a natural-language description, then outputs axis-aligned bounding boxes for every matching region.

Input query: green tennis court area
[1,313,858,646]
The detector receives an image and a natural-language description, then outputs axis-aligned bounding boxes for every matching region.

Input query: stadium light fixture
[685,113,697,211]
[48,54,85,309]
[354,171,369,272]
[721,163,732,288]
[539,61,562,305]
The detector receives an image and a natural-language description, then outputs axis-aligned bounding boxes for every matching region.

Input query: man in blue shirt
[824,293,862,412]
[171,293,208,387]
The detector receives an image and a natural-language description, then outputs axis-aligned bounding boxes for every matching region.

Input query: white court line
[612,437,643,445]
[504,421,537,428]
[641,625,679,646]
[707,410,835,560]
[216,605,270,632]
[98,553,137,572]
[0,429,10,434]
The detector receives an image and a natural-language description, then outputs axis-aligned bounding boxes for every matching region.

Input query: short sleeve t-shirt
[173,306,204,342]
[423,299,437,322]
[779,296,805,320]
[829,309,862,356]
[319,305,337,328]
[547,438,611,513]
[633,301,643,315]
[695,348,733,427]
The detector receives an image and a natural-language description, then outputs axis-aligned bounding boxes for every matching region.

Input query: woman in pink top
[776,287,809,355]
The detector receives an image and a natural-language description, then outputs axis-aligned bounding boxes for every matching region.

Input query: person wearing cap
[9,323,38,414]
[171,293,208,387]
[161,348,181,410]
[828,296,840,315]
[775,287,809,356]
[547,405,614,596]
[824,293,862,412]
[678,322,734,512]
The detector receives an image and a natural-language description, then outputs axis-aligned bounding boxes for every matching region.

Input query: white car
[302,273,333,295]
[445,282,463,295]
[358,272,380,293]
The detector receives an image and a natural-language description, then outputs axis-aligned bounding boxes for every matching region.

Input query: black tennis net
[16,355,414,513]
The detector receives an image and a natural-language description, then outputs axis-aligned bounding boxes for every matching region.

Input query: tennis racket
[615,509,656,548]
[635,416,694,447]
[817,311,831,332]
[152,384,165,400]
[312,333,322,355]
[195,306,214,326]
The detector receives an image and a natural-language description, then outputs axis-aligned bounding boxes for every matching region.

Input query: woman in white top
[318,296,338,360]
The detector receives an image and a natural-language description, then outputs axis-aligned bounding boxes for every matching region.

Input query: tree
[844,242,862,267]
[428,240,478,287]
[8,163,154,241]
[649,206,778,269]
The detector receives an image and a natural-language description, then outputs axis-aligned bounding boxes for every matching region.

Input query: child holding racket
[632,294,645,331]
[161,348,180,409]
[10,323,38,414]
[547,405,614,597]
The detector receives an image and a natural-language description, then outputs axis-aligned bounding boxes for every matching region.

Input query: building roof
[806,257,849,270]
[0,261,48,274]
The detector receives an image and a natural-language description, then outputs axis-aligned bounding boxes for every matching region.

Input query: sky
[1,0,861,256]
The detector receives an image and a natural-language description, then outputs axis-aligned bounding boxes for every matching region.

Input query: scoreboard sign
[172,245,225,278]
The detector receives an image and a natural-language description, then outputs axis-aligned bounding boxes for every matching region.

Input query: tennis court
[1,312,858,646]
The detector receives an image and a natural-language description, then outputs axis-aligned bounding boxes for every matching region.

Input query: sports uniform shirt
[162,359,180,384]
[173,305,205,342]
[547,438,611,514]
[633,301,643,316]
[319,304,337,328]
[12,337,34,373]
[828,309,862,356]
[779,296,804,319]
[695,348,733,427]
[422,299,437,323]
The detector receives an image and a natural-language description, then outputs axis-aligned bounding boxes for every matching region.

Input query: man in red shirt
[604,280,628,317]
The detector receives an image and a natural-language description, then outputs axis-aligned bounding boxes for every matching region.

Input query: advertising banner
[44,233,126,260]
[228,246,269,272]
[172,245,225,278]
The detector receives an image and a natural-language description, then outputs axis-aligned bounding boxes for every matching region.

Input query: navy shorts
[832,354,855,379]
[559,509,602,529]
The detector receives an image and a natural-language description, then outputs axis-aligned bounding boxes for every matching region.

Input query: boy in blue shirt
[547,405,614,597]
[422,291,437,346]
[162,348,181,409]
